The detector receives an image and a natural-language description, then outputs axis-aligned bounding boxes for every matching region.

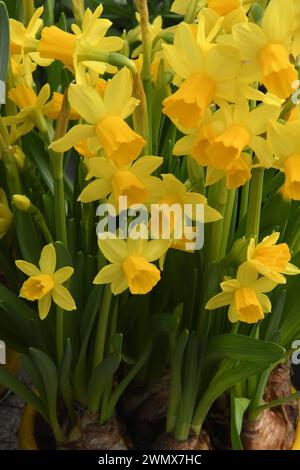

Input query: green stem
[93,285,113,369]
[31,205,54,243]
[207,180,228,263]
[136,0,153,154]
[52,154,67,246]
[219,189,236,259]
[239,181,250,226]
[56,307,64,363]
[246,168,264,239]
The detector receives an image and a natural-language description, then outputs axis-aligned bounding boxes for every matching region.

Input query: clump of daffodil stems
[0,0,300,451]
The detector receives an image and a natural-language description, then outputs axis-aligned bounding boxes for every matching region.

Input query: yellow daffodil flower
[151,173,222,223]
[268,120,300,200]
[50,69,145,166]
[16,244,76,320]
[39,5,123,75]
[233,0,297,99]
[199,5,248,34]
[10,6,52,68]
[170,0,254,16]
[11,55,37,88]
[206,262,277,324]
[247,232,300,283]
[162,22,241,129]
[43,92,80,120]
[6,83,51,134]
[174,100,278,189]
[94,237,170,295]
[0,190,13,239]
[78,156,162,209]
[128,13,163,58]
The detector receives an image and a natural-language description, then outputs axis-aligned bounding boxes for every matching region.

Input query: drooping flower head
[206,262,277,324]
[50,69,145,166]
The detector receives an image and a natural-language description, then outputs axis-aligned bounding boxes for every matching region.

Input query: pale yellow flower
[94,237,170,295]
[50,69,145,166]
[16,244,76,320]
[247,232,300,283]
[206,262,277,324]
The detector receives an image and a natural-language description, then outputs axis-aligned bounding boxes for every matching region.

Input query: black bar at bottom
[0,450,299,467]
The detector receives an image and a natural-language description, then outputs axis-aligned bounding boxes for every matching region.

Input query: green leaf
[230,393,250,450]
[174,331,199,441]
[148,312,179,339]
[59,338,74,418]
[107,343,153,420]
[73,285,103,403]
[43,0,55,26]
[0,367,46,419]
[20,354,46,401]
[15,211,42,264]
[87,352,121,412]
[264,289,286,342]
[29,348,63,442]
[0,2,9,83]
[192,361,271,434]
[205,334,285,365]
[167,329,189,433]
[22,132,54,195]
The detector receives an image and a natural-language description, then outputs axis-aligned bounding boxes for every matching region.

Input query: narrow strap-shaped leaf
[29,348,64,443]
[192,361,270,435]
[205,334,285,365]
[87,352,121,412]
[230,392,250,450]
[167,329,189,433]
[0,367,46,420]
[0,1,9,105]
[106,343,153,422]
[59,338,74,418]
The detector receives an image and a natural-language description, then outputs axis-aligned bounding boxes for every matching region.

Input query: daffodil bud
[10,145,26,170]
[12,194,31,212]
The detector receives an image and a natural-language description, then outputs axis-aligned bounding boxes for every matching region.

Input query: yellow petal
[87,157,116,179]
[206,292,233,310]
[38,293,52,320]
[103,68,135,117]
[262,0,294,43]
[54,267,74,283]
[93,263,121,284]
[15,260,40,276]
[143,240,170,262]
[131,156,163,177]
[253,276,279,293]
[50,125,95,153]
[52,285,76,311]
[236,262,258,286]
[68,85,106,123]
[99,238,128,263]
[39,243,56,274]
[257,293,272,313]
[78,179,111,203]
[36,84,51,108]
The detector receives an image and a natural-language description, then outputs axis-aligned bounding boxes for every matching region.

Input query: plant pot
[19,405,130,450]
[0,350,20,398]
[242,364,300,450]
